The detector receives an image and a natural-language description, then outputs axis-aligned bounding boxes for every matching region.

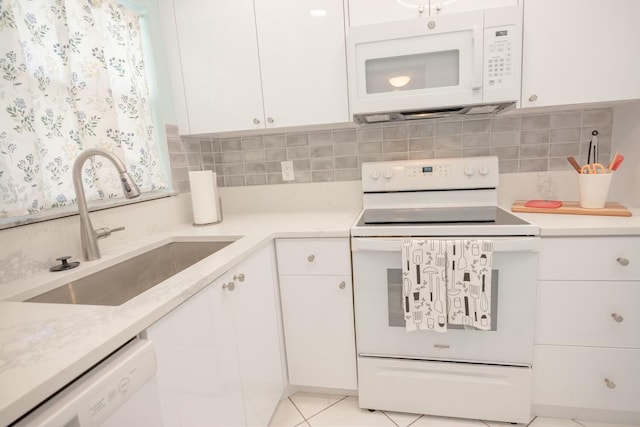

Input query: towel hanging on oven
[401,239,493,332]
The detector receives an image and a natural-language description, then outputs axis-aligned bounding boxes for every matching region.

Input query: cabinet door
[254,0,349,128]
[145,276,246,427]
[280,275,358,390]
[521,0,640,108]
[172,0,265,134]
[230,243,285,426]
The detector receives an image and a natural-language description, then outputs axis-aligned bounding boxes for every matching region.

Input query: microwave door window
[365,50,460,94]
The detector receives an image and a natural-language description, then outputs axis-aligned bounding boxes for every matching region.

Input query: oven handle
[351,237,539,253]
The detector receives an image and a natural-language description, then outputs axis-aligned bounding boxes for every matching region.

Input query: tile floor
[268,392,638,427]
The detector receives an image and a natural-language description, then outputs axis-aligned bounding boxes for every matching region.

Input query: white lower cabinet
[145,243,284,426]
[276,238,357,390]
[533,236,640,424]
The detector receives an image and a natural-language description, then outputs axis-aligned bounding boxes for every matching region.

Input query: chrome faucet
[72,148,141,261]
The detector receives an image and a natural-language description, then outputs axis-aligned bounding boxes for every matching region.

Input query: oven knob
[478,163,489,176]
[369,169,380,180]
[383,169,393,179]
[464,164,475,176]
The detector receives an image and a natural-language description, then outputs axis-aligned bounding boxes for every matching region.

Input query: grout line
[572,420,587,427]
[381,410,401,427]
[406,414,424,426]
[526,416,537,426]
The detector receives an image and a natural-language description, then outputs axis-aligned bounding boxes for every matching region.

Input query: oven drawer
[538,237,640,281]
[358,356,532,423]
[533,345,640,413]
[535,281,640,348]
[276,238,351,276]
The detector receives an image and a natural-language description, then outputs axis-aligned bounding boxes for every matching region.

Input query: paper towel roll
[188,170,221,225]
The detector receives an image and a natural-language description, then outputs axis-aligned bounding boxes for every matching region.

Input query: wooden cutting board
[511,200,632,217]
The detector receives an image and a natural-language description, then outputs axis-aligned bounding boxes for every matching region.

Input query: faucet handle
[96,226,125,239]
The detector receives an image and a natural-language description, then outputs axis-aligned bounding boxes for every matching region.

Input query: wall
[168,107,614,192]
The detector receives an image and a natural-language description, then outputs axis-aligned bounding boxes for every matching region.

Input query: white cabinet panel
[535,281,640,348]
[171,0,265,134]
[521,0,640,108]
[254,0,349,128]
[276,238,351,275]
[145,243,284,426]
[533,345,640,413]
[280,275,357,389]
[538,236,639,281]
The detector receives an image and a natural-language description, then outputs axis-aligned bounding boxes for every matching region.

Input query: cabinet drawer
[533,345,640,413]
[535,281,640,348]
[276,238,351,275]
[539,237,639,281]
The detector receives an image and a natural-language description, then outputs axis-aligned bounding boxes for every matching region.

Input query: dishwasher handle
[351,237,540,253]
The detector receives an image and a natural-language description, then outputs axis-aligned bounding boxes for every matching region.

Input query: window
[0,0,169,226]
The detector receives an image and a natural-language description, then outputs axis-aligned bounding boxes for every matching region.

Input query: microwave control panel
[484,25,514,89]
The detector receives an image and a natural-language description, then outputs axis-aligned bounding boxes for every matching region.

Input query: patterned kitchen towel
[446,240,493,331]
[401,239,448,332]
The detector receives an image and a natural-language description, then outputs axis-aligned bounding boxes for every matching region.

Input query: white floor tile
[269,397,308,427]
[306,396,397,426]
[410,414,486,426]
[289,392,346,419]
[382,410,422,427]
[529,417,581,427]
[575,421,640,427]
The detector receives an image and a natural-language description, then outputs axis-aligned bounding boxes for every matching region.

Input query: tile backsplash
[167,107,613,192]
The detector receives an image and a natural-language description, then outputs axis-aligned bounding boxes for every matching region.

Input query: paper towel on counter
[188,170,221,225]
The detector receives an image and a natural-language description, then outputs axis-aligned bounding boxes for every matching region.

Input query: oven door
[351,236,538,366]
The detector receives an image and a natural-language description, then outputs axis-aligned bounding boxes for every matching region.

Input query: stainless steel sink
[26,241,235,306]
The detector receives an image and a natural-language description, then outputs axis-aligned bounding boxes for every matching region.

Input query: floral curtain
[0,0,167,219]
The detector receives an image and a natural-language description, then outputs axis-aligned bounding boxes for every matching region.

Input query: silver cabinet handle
[617,257,629,266]
[604,378,616,389]
[233,273,245,282]
[611,313,624,323]
[253,118,261,125]
[529,94,538,102]
[267,117,274,124]
[222,282,235,291]
[339,281,346,289]
[307,255,315,262]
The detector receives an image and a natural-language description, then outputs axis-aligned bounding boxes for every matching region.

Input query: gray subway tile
[312,170,335,182]
[549,142,580,157]
[266,161,282,174]
[200,140,213,153]
[266,149,287,162]
[463,148,491,157]
[242,136,264,150]
[463,119,490,134]
[287,146,310,160]
[550,128,581,143]
[223,163,245,175]
[334,129,357,144]
[408,122,435,138]
[521,115,550,130]
[225,175,247,187]
[292,159,311,171]
[383,125,407,140]
[519,158,548,172]
[334,169,359,181]
[521,129,549,145]
[435,135,463,150]
[264,134,286,148]
[245,162,266,174]
[211,139,221,152]
[221,138,242,152]
[186,152,202,166]
[222,151,244,164]
[335,156,358,169]
[582,109,613,127]
[167,136,185,153]
[267,173,285,185]
[550,111,582,129]
[184,139,202,153]
[409,137,435,151]
[170,153,188,167]
[311,158,334,171]
[383,152,408,161]
[435,121,462,136]
[498,160,519,173]
[243,149,266,163]
[408,151,434,160]
[294,171,312,183]
[286,133,309,147]
[171,166,189,182]
[490,146,520,159]
[491,116,520,132]
[309,131,333,146]
[549,157,576,171]
[173,180,190,193]
[202,152,214,164]
[358,142,383,154]
[357,126,383,142]
[521,144,549,158]
[334,143,357,156]
[246,174,267,185]
[311,145,334,158]
[383,140,409,153]
[358,153,383,164]
[435,149,463,158]
[463,134,490,148]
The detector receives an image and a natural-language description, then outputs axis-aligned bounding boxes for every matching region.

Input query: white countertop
[0,210,358,426]
[2,207,639,425]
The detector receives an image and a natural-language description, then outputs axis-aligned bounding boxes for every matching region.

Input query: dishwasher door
[14,338,163,427]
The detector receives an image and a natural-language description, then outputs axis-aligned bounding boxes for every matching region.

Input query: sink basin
[26,240,235,306]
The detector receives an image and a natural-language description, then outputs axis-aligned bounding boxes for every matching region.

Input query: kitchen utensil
[481,314,488,327]
[480,253,487,266]
[567,156,582,173]
[581,163,606,174]
[403,277,411,313]
[587,130,598,164]
[464,296,471,326]
[438,316,446,327]
[412,311,423,329]
[610,153,624,171]
[480,274,489,312]
[458,246,467,269]
[412,249,422,283]
[511,200,632,217]
[427,318,434,329]
[435,253,446,267]
[524,200,563,209]
[413,292,420,301]
[402,240,411,270]
[454,297,461,308]
[482,241,493,252]
[434,277,443,313]
[471,243,479,256]
[463,271,471,282]
[473,296,478,322]
[469,283,480,299]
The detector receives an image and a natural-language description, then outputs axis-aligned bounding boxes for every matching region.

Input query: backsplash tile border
[167,107,613,192]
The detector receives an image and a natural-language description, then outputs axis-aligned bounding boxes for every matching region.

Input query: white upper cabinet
[254,0,349,129]
[348,0,517,26]
[521,0,640,109]
[161,0,349,135]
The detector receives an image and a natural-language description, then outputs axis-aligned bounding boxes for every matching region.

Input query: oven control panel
[362,156,498,192]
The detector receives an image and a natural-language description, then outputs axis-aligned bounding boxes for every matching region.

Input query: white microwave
[346,5,522,123]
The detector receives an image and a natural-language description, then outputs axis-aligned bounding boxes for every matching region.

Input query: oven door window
[386,268,498,330]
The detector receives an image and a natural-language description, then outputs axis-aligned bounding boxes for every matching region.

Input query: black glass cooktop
[359,206,529,227]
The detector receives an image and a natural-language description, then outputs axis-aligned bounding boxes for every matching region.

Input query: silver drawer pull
[233,273,245,282]
[616,257,629,266]
[433,344,450,349]
[611,313,624,323]
[307,254,315,262]
[604,378,616,389]
[222,282,235,291]
[339,281,346,289]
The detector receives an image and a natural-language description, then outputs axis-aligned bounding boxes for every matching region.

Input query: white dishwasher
[14,338,164,427]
